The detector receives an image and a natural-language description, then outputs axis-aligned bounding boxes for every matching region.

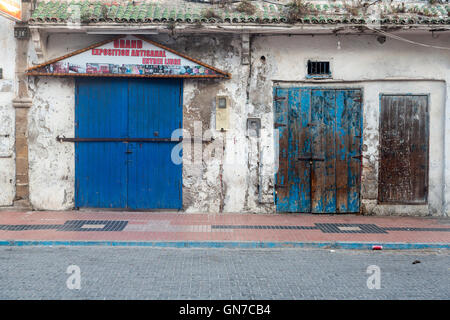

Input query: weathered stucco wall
[25,31,450,215]
[251,33,449,216]
[169,34,274,213]
[26,33,107,210]
[27,77,75,210]
[444,75,450,216]
[361,81,445,216]
[0,17,16,206]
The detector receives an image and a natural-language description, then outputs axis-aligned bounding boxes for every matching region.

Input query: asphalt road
[0,247,448,300]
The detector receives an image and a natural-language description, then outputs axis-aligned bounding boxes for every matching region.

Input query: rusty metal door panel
[275,88,362,213]
[298,89,312,211]
[275,88,312,212]
[286,89,303,211]
[378,95,428,204]
[274,88,291,211]
[335,90,362,213]
[311,90,337,213]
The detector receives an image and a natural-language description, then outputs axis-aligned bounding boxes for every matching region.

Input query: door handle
[125,150,133,154]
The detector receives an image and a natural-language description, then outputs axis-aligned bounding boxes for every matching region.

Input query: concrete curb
[0,240,449,250]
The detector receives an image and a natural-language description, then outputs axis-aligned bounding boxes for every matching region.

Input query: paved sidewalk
[0,211,449,249]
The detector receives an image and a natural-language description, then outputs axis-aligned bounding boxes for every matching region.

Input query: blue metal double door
[75,78,182,210]
[275,88,362,213]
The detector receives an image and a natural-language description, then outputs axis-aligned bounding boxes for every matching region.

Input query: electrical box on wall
[247,118,261,137]
[215,96,230,131]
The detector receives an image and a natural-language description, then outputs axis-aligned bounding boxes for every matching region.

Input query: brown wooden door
[378,95,429,204]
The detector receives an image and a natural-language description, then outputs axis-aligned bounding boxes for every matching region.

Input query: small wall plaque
[14,27,30,39]
[247,118,261,137]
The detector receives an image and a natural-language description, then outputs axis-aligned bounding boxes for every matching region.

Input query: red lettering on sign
[113,39,143,49]
[164,58,181,65]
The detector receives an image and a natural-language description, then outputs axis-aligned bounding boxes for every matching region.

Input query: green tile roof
[29,1,450,26]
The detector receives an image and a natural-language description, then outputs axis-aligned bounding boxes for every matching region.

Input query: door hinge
[297,157,325,162]
[274,123,286,129]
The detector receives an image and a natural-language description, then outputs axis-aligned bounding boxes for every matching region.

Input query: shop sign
[27,35,230,79]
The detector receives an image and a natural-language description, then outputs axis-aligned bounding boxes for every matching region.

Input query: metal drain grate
[212,225,318,230]
[315,223,388,234]
[57,220,128,232]
[0,220,128,232]
[382,227,450,232]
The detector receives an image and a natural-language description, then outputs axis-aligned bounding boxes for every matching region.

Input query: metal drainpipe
[12,1,33,209]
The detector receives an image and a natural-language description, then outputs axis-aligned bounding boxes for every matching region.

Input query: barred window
[307,61,331,76]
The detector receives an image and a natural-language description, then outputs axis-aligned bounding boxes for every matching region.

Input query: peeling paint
[27,77,75,210]
[0,20,16,206]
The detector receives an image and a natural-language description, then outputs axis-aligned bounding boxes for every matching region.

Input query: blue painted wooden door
[127,79,183,209]
[275,88,362,213]
[75,78,182,209]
